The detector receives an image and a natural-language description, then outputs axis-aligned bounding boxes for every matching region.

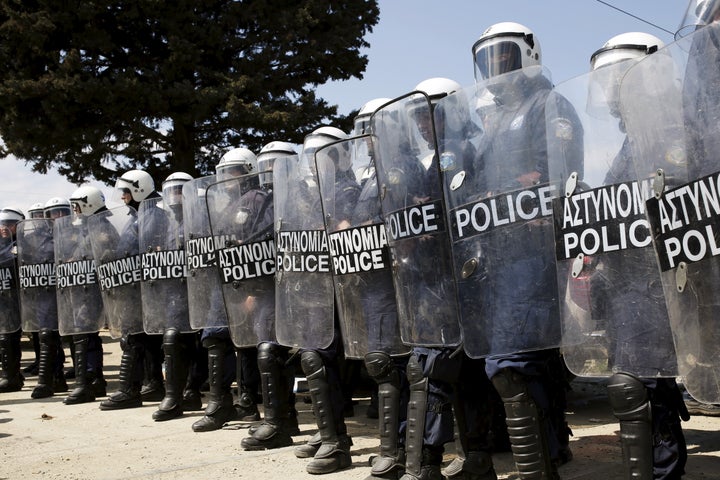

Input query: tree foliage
[0,0,378,184]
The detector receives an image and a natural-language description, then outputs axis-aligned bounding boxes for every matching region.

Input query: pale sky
[0,0,686,213]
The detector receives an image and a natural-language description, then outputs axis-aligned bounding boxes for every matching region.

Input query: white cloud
[0,156,113,215]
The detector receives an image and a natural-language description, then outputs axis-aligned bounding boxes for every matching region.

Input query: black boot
[140,333,165,401]
[23,332,40,375]
[32,329,59,399]
[234,347,261,421]
[0,331,24,392]
[99,335,143,410]
[182,333,205,411]
[87,333,106,397]
[301,350,352,475]
[153,328,188,421]
[64,334,96,405]
[399,447,443,480]
[242,343,294,450]
[192,339,235,432]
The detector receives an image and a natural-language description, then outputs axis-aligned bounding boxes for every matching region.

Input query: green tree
[0,0,377,184]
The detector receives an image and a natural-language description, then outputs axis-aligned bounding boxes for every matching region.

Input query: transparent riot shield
[369,92,461,348]
[0,237,21,334]
[139,197,191,334]
[435,67,576,358]
[316,136,410,359]
[206,172,277,348]
[54,214,105,336]
[621,25,720,402]
[274,152,335,350]
[183,175,229,330]
[547,64,677,379]
[88,205,142,339]
[17,218,58,332]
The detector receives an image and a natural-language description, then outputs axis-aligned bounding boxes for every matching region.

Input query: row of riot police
[0,196,108,404]
[312,15,719,480]
[353,7,720,479]
[5,4,720,479]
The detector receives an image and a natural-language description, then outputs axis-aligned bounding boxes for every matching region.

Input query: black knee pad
[163,327,181,344]
[365,351,399,385]
[257,342,284,372]
[300,350,325,381]
[201,336,228,351]
[491,368,530,401]
[39,329,57,344]
[607,372,650,422]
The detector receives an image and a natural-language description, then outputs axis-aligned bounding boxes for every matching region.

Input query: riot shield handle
[571,253,585,278]
[564,172,579,197]
[675,261,687,293]
[653,169,665,199]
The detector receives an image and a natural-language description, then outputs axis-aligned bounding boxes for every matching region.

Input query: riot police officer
[143,172,205,421]
[191,148,260,432]
[338,102,415,480]
[22,202,45,376]
[467,22,582,479]
[592,33,689,480]
[61,186,109,404]
[19,198,72,398]
[214,150,263,424]
[238,141,302,451]
[99,169,165,410]
[272,126,355,474]
[0,207,25,393]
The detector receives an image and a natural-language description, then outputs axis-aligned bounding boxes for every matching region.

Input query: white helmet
[216,147,257,180]
[0,206,25,224]
[44,197,72,219]
[301,126,350,173]
[590,32,664,71]
[353,98,391,136]
[115,169,155,203]
[414,78,462,106]
[27,202,45,219]
[70,186,106,216]
[257,141,297,187]
[162,172,193,207]
[588,32,665,118]
[472,22,541,81]
[408,78,465,148]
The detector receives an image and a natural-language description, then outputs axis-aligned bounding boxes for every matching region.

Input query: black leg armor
[64,334,96,405]
[491,368,557,480]
[32,329,60,398]
[241,342,294,450]
[607,372,653,479]
[153,328,188,421]
[364,351,406,479]
[192,337,235,432]
[0,331,23,392]
[301,349,352,475]
[99,334,143,410]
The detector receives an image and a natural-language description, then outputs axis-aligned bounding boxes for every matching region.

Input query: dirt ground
[1,333,720,480]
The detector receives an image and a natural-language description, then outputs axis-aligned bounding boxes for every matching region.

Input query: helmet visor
[216,163,252,181]
[474,41,522,80]
[353,116,371,136]
[45,206,72,219]
[162,184,185,207]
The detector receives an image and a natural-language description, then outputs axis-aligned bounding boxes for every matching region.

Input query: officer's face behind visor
[165,185,184,207]
[474,42,522,80]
